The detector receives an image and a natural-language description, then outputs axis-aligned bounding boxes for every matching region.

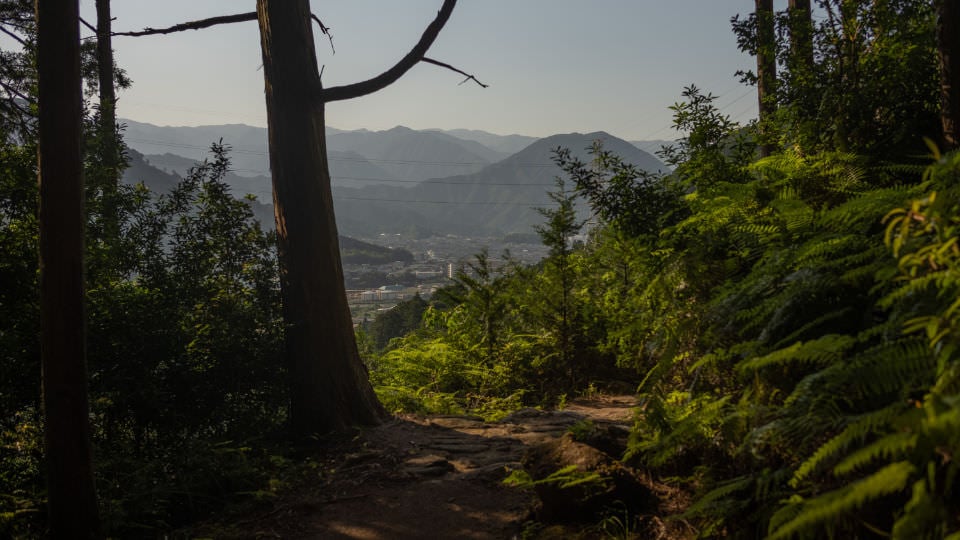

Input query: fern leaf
[832,432,918,477]
[791,402,908,486]
[768,461,915,540]
[678,475,753,519]
[738,334,856,373]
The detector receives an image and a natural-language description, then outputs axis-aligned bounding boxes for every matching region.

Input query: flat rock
[402,454,455,477]
[425,443,491,453]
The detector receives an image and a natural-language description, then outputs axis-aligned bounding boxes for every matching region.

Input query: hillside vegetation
[2,0,959,538]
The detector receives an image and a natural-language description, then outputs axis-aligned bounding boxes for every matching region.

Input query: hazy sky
[78,1,760,140]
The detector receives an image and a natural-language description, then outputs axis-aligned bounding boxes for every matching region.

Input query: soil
[190,395,690,539]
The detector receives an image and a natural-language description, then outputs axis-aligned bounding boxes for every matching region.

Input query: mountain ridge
[121,121,667,236]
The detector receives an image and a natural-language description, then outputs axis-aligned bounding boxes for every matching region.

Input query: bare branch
[78,16,96,34]
[0,24,26,46]
[311,14,335,54]
[0,78,33,105]
[321,0,456,103]
[421,57,487,88]
[113,12,256,37]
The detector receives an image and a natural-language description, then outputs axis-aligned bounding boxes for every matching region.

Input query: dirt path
[231,395,638,539]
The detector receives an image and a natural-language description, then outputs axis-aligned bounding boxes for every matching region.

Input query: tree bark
[35,0,101,537]
[938,0,959,150]
[756,0,777,157]
[95,0,121,249]
[256,0,384,437]
[788,0,814,73]
[96,0,115,158]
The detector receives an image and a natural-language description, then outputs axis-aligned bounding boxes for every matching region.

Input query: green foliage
[0,134,285,534]
[368,294,429,350]
[556,142,686,238]
[503,464,610,494]
[732,0,939,156]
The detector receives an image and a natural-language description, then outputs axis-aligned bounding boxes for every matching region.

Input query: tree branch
[421,57,487,88]
[311,14,335,54]
[112,12,257,37]
[320,0,457,103]
[0,24,26,46]
[0,78,33,105]
[78,16,96,34]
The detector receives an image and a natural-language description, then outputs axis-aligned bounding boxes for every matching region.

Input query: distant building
[378,284,405,300]
[415,269,443,279]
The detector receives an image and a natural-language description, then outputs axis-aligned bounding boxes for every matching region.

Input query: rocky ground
[190,396,692,539]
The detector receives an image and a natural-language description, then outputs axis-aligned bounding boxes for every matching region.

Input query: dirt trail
[235,395,638,539]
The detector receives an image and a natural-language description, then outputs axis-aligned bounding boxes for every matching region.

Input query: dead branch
[320,0,457,103]
[0,78,33,105]
[112,12,257,37]
[0,25,26,46]
[113,10,335,44]
[311,14,335,54]
[421,57,488,88]
[78,16,96,34]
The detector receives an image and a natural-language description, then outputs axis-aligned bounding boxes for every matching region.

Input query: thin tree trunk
[938,0,959,150]
[256,0,384,437]
[35,0,101,537]
[756,0,777,157]
[788,0,814,73]
[95,0,120,232]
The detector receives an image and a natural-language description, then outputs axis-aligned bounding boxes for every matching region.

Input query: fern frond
[832,432,918,477]
[891,477,951,540]
[791,402,909,485]
[678,475,753,519]
[846,338,934,400]
[738,334,856,373]
[879,271,958,309]
[768,461,915,540]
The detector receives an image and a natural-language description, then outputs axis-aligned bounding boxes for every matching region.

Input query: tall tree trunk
[756,0,777,157]
[788,0,814,73]
[95,0,121,241]
[256,0,384,437]
[35,0,101,537]
[787,0,815,152]
[938,0,959,150]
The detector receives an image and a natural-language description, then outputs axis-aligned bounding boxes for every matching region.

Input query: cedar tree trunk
[788,0,814,73]
[35,0,101,536]
[95,0,121,234]
[756,0,777,157]
[938,0,959,149]
[256,0,384,437]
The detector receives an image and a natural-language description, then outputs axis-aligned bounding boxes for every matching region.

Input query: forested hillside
[2,0,960,538]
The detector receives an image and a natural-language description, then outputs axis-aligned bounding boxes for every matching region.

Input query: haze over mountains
[121,120,669,237]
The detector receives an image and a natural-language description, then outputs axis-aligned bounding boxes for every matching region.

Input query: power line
[125,137,559,168]
[337,195,558,206]
[234,171,554,186]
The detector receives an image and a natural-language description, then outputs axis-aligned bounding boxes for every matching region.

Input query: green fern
[768,461,915,540]
[791,402,908,485]
[832,431,919,477]
[737,334,856,373]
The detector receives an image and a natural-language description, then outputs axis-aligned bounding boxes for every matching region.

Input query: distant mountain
[143,149,399,195]
[121,150,406,257]
[122,149,275,223]
[122,148,181,194]
[325,126,492,181]
[431,128,538,156]
[122,119,270,175]
[120,120,668,237]
[629,139,675,157]
[332,131,667,236]
[122,120,506,184]
[340,236,414,265]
